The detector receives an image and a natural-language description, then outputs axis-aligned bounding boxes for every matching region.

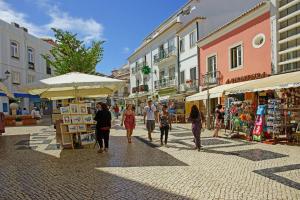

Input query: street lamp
[0,70,11,82]
[203,71,215,130]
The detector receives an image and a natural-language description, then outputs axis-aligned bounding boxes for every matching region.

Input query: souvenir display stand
[266,99,282,140]
[59,103,96,149]
[253,105,266,142]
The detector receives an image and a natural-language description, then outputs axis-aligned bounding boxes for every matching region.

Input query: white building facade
[110,63,130,107]
[0,20,53,114]
[270,0,300,74]
[128,0,265,105]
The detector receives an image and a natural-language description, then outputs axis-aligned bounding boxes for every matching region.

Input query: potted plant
[15,116,23,126]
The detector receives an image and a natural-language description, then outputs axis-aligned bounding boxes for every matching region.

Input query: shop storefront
[225,71,300,144]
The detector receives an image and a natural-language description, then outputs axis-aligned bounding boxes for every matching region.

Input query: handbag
[100,127,110,131]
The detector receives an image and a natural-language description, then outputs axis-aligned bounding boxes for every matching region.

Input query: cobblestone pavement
[0,117,300,200]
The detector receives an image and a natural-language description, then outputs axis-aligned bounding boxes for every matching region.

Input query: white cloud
[46,6,104,43]
[123,47,130,54]
[0,0,45,36]
[0,0,104,43]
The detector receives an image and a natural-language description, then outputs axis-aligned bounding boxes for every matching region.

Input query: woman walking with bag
[94,103,112,153]
[158,105,172,146]
[189,105,204,151]
[121,104,136,143]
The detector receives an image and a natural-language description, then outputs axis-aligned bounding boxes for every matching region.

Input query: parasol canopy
[25,72,124,100]
[0,82,14,99]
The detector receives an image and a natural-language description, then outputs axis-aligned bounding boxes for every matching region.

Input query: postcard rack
[59,103,96,149]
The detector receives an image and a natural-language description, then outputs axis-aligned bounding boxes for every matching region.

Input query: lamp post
[203,71,214,130]
[0,70,11,82]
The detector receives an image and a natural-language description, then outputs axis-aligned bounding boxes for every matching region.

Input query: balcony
[153,46,177,66]
[132,84,149,93]
[28,62,35,70]
[200,71,221,87]
[154,76,177,90]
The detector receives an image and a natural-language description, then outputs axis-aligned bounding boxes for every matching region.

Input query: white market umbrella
[0,82,14,98]
[25,72,124,100]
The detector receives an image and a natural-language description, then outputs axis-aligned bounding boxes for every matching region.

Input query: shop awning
[186,81,254,102]
[225,71,300,94]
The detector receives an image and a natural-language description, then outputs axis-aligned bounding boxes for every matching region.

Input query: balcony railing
[154,76,177,89]
[153,46,176,64]
[132,84,149,93]
[200,71,221,87]
[132,61,148,74]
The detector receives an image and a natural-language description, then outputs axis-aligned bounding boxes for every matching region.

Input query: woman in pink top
[121,104,136,143]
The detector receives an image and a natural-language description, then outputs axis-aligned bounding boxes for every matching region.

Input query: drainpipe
[151,50,154,95]
[176,34,180,93]
[196,20,200,93]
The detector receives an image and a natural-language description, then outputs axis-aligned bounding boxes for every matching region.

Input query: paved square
[230,149,288,161]
[1,119,300,200]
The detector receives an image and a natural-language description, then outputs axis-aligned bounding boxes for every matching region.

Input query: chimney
[11,22,20,28]
[22,27,28,32]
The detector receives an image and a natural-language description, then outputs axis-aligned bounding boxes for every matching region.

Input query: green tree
[43,28,104,75]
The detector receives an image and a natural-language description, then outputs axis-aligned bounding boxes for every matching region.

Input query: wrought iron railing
[153,46,176,63]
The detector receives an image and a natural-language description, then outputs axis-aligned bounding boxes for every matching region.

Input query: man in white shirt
[144,100,156,141]
[31,107,41,120]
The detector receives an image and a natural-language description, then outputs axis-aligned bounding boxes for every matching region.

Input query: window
[159,70,165,80]
[169,67,175,79]
[207,55,217,83]
[45,55,52,74]
[180,71,185,84]
[252,34,265,48]
[27,74,35,84]
[27,48,34,63]
[168,38,175,52]
[189,31,196,48]
[10,41,19,58]
[11,71,21,84]
[180,38,185,53]
[190,67,197,81]
[143,77,147,85]
[230,44,243,69]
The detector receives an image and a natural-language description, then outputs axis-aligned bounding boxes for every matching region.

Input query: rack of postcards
[59,103,96,149]
[266,99,282,139]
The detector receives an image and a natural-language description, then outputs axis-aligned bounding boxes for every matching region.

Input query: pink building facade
[198,3,271,87]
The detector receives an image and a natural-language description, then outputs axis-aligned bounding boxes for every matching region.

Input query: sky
[0,0,187,75]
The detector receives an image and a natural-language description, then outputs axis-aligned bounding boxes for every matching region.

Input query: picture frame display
[60,106,70,114]
[71,115,83,124]
[78,124,87,132]
[79,104,88,114]
[82,115,94,124]
[81,133,96,145]
[63,115,72,124]
[68,125,78,133]
[70,104,79,114]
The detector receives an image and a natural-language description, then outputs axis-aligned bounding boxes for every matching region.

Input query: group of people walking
[94,99,223,154]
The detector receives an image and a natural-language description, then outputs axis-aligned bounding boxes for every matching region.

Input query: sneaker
[104,148,108,152]
[97,149,103,153]
[198,148,201,152]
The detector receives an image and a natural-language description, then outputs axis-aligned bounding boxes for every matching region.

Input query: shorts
[146,120,155,132]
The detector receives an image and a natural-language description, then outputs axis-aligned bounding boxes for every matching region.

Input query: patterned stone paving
[0,117,299,199]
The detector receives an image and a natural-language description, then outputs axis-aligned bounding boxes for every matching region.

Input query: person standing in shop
[143,100,157,141]
[213,104,224,137]
[94,103,112,153]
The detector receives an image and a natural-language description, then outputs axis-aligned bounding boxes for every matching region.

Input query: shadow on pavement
[0,134,191,200]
